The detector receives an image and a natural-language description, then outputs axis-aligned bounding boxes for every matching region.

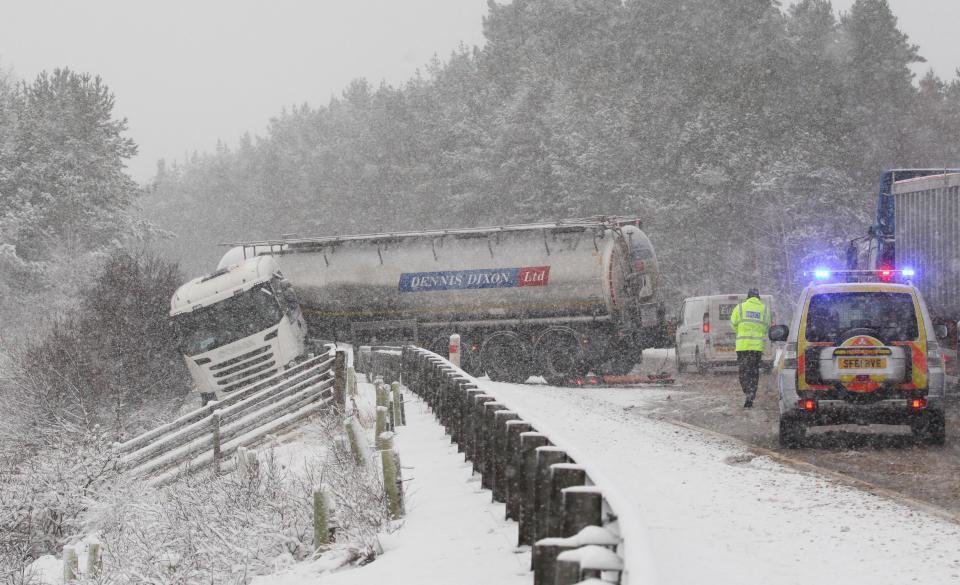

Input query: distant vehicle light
[902,267,915,277]
[910,397,927,410]
[813,269,831,280]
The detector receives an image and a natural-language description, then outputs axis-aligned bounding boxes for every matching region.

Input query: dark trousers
[736,350,762,398]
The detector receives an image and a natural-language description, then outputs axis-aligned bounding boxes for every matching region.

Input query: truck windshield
[804,292,918,343]
[174,283,283,356]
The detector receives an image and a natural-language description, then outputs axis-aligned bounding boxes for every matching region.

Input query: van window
[718,302,738,321]
[804,292,918,343]
[683,301,700,324]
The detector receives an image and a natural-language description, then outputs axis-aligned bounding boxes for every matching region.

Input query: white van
[675,294,775,373]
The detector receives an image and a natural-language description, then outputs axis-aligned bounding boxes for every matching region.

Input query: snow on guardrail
[360,345,658,585]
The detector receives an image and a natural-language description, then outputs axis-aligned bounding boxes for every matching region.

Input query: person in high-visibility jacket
[729,288,771,407]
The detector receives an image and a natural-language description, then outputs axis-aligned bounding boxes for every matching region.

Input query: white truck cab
[170,256,306,399]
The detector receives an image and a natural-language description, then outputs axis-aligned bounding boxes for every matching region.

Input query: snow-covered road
[485,380,960,585]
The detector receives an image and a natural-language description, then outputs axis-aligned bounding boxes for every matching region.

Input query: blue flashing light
[902,267,915,277]
[813,268,831,280]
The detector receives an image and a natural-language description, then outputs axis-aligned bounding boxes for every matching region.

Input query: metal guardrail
[117,345,344,484]
[361,345,651,585]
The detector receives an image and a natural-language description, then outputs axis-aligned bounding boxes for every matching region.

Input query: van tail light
[783,342,797,368]
[910,397,928,410]
[702,313,710,334]
[798,398,817,412]
[926,341,943,368]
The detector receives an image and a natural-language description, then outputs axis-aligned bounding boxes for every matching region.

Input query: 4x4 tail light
[910,397,928,410]
[798,398,817,412]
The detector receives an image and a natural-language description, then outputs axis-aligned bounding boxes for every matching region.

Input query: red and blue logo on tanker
[398,266,550,292]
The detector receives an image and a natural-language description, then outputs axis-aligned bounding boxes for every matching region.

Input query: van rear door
[710,295,743,357]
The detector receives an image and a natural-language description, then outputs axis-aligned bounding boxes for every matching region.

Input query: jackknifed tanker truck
[172,217,665,394]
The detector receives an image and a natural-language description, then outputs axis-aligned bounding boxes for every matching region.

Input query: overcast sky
[1,0,957,183]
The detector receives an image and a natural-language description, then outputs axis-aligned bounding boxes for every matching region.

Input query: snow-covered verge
[20,411,388,585]
[254,379,531,585]
[486,375,960,585]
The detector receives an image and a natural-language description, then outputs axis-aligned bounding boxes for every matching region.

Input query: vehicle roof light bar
[801,268,916,283]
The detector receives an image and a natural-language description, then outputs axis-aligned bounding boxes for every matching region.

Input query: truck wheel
[778,417,806,448]
[911,410,946,446]
[479,332,532,384]
[536,330,588,386]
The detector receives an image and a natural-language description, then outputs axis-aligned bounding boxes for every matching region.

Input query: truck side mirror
[934,324,949,340]
[768,325,789,342]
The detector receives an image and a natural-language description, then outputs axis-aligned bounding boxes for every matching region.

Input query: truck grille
[210,345,278,393]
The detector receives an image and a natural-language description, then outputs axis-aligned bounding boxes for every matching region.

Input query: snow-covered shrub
[85,416,389,584]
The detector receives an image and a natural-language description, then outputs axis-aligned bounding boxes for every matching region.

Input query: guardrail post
[531,536,575,585]
[533,446,568,545]
[492,410,520,502]
[561,486,604,538]
[547,464,586,538]
[504,420,533,520]
[462,389,485,459]
[557,544,624,583]
[333,350,347,410]
[469,394,496,469]
[519,432,550,545]
[211,410,222,474]
[480,402,506,489]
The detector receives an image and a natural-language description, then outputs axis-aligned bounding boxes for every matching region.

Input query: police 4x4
[769,270,947,447]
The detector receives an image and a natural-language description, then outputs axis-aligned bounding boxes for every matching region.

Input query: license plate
[838,358,887,369]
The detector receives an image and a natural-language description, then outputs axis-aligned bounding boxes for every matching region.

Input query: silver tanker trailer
[221,217,665,384]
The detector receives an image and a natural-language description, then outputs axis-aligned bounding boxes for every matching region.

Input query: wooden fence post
[211,410,222,474]
[333,350,347,409]
[380,433,402,519]
[314,485,333,549]
[86,542,102,578]
[62,545,78,583]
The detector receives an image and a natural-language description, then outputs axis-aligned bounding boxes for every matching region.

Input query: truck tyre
[911,410,946,446]
[479,332,532,384]
[536,329,589,386]
[778,417,806,448]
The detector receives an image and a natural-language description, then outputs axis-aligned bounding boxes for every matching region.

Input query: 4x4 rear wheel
[911,410,946,446]
[779,417,806,448]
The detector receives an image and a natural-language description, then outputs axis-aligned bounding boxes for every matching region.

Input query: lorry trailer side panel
[894,174,960,319]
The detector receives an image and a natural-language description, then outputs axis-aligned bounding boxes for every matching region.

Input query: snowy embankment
[486,370,960,585]
[255,378,529,585]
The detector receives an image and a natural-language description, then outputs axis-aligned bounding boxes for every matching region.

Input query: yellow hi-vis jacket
[729,296,771,352]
